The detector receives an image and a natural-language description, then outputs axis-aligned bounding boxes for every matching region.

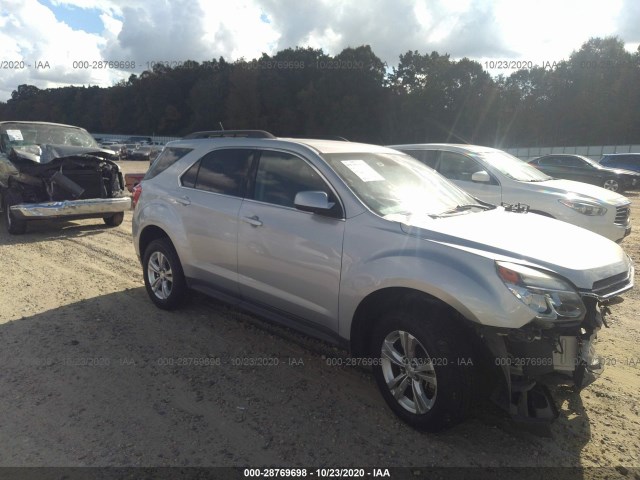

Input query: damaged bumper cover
[484,265,634,434]
[10,197,131,219]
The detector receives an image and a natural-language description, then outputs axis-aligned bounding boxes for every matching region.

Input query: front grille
[590,268,634,298]
[615,206,630,225]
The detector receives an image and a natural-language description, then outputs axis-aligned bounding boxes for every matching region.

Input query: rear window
[145,147,193,180]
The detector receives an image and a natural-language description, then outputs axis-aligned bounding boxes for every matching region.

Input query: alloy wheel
[603,179,619,191]
[380,330,438,414]
[147,251,174,300]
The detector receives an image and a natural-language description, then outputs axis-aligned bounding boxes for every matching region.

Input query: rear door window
[180,149,254,197]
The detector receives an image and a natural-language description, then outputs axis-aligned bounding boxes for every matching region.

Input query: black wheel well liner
[138,225,172,260]
[350,287,482,357]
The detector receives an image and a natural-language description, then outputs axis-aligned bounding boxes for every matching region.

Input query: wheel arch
[138,224,173,261]
[349,287,480,359]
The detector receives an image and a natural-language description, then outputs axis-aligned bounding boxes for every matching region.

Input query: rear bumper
[10,197,131,219]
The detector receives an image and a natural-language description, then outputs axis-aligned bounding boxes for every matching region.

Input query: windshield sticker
[341,160,385,182]
[6,129,23,141]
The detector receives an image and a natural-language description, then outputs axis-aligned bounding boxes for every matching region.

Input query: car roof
[386,143,501,154]
[602,153,640,156]
[0,120,87,130]
[536,154,586,157]
[167,136,399,155]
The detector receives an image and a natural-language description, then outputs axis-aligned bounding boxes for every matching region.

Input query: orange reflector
[497,265,520,284]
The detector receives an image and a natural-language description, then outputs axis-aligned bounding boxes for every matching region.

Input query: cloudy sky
[0,0,639,101]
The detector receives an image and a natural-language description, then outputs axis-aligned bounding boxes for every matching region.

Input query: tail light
[132,183,142,209]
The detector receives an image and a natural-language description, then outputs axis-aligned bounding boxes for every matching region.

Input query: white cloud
[0,0,113,100]
[1,0,639,101]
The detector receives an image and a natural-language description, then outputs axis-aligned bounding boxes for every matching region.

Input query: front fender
[338,216,534,338]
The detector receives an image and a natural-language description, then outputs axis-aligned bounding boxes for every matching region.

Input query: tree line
[1,37,638,148]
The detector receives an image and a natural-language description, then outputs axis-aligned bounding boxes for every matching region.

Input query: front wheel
[3,190,27,235]
[602,178,622,192]
[142,238,187,310]
[371,307,476,431]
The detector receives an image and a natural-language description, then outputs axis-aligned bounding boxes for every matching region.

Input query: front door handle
[175,195,191,206]
[242,215,263,227]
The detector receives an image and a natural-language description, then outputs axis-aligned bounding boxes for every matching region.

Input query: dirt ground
[0,160,639,473]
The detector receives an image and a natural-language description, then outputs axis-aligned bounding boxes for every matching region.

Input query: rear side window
[181,149,254,197]
[145,147,193,180]
[398,150,439,169]
[538,157,558,166]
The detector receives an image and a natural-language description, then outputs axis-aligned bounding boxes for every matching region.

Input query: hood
[398,207,632,290]
[11,144,117,164]
[603,167,640,177]
[531,179,629,206]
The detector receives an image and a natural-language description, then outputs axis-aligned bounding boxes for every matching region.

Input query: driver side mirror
[294,191,335,214]
[471,170,491,183]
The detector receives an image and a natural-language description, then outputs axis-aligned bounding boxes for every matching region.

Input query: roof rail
[291,135,349,141]
[183,130,276,139]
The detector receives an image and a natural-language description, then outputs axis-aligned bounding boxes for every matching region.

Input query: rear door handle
[175,195,191,206]
[242,215,263,227]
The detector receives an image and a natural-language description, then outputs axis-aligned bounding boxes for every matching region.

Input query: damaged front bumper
[10,197,131,219]
[484,288,630,434]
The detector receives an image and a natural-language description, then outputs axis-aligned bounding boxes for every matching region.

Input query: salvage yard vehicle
[132,130,634,432]
[390,144,632,242]
[528,154,640,193]
[0,121,131,234]
[599,153,640,174]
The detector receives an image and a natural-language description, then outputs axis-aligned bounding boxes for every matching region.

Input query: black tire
[371,304,476,431]
[142,238,186,310]
[103,211,125,227]
[3,190,27,235]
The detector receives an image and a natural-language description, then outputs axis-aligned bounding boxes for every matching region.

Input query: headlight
[559,199,607,216]
[496,261,586,320]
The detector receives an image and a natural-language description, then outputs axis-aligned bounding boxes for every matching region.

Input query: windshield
[0,122,98,152]
[475,150,552,182]
[578,155,605,169]
[323,152,479,217]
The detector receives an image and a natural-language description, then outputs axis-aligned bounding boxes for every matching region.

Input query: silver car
[132,131,634,432]
[389,144,632,242]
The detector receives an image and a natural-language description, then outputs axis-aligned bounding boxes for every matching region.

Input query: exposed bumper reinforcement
[10,197,131,219]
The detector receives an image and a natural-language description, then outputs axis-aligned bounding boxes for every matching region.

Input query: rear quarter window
[144,147,193,180]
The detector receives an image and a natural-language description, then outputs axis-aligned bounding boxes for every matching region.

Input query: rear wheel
[142,238,186,309]
[103,212,124,227]
[603,178,621,192]
[3,190,27,235]
[371,306,476,431]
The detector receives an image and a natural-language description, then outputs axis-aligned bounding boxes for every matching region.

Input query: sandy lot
[0,160,639,473]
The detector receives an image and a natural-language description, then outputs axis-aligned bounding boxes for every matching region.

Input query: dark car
[599,153,640,174]
[0,121,130,234]
[128,145,162,161]
[528,154,640,193]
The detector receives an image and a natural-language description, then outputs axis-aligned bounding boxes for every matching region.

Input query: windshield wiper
[433,203,494,217]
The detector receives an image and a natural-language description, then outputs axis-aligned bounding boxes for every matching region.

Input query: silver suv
[132,131,634,432]
[389,144,632,242]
